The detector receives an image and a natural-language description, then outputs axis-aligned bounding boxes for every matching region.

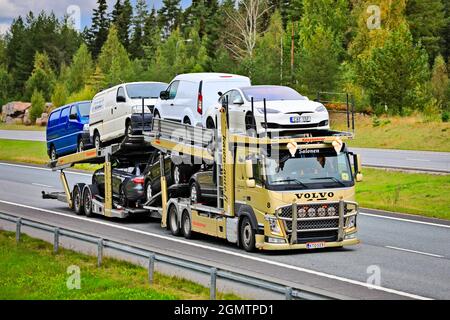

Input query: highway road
[0,162,449,300]
[0,130,448,173]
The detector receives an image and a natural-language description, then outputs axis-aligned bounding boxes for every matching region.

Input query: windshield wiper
[271,179,307,188]
[310,177,346,187]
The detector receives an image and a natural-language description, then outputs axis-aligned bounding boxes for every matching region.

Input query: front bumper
[256,113,329,132]
[256,235,360,250]
[130,113,153,135]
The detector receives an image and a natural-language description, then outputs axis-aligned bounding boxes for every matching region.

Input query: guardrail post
[53,228,60,253]
[210,267,217,300]
[97,239,103,267]
[148,253,155,285]
[15,218,22,244]
[285,287,293,300]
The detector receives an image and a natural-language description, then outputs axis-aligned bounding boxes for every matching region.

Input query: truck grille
[285,219,339,232]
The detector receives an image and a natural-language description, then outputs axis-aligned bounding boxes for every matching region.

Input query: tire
[77,138,84,153]
[168,204,181,236]
[145,180,153,202]
[125,120,132,138]
[240,216,256,252]
[94,131,102,150]
[182,211,193,239]
[72,185,84,215]
[173,165,181,185]
[50,145,57,161]
[83,186,94,217]
[119,185,128,207]
[190,182,201,204]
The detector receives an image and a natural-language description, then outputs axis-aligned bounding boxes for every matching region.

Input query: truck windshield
[78,102,91,117]
[262,149,354,190]
[126,83,168,99]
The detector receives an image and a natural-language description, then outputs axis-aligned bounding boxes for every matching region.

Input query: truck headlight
[346,215,356,228]
[257,108,280,114]
[265,215,283,236]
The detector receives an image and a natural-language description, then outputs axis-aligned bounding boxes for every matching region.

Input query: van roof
[93,81,169,97]
[51,100,91,113]
[173,73,250,82]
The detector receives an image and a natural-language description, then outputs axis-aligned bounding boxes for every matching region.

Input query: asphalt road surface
[0,130,448,173]
[0,162,449,300]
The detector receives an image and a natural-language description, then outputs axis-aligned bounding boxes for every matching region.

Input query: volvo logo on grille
[295,192,334,201]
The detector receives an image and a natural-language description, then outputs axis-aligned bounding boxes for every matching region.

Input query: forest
[0,0,449,123]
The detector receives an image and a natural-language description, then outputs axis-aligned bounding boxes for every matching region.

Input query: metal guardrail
[0,211,335,300]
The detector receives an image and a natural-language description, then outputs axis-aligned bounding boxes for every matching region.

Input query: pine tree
[111,0,123,25]
[158,0,182,38]
[30,89,46,123]
[431,55,449,108]
[66,44,94,94]
[142,8,160,64]
[116,0,133,51]
[406,0,446,63]
[130,0,149,59]
[51,83,69,108]
[88,0,110,58]
[25,52,56,100]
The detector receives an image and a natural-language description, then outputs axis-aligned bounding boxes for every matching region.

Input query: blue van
[46,101,92,160]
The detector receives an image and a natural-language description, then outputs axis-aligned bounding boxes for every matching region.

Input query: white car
[153,73,251,127]
[205,85,330,135]
[89,81,168,148]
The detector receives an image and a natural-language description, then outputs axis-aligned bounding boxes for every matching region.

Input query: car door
[159,81,180,122]
[56,106,70,154]
[67,105,80,152]
[226,90,246,132]
[112,86,127,138]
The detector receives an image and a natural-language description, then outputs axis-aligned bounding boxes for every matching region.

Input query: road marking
[0,199,431,300]
[32,183,54,188]
[360,212,450,229]
[385,246,444,258]
[405,158,430,162]
[0,162,91,177]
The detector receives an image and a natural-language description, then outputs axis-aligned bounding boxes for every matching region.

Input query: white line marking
[0,199,431,300]
[360,212,450,229]
[0,162,91,177]
[405,158,430,162]
[32,183,54,188]
[385,246,444,258]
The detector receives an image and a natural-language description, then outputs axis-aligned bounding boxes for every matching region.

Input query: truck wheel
[77,138,84,153]
[72,184,85,215]
[240,217,256,252]
[125,120,132,138]
[50,146,57,161]
[83,186,94,217]
[190,182,201,204]
[168,205,181,236]
[182,210,193,239]
[94,132,102,150]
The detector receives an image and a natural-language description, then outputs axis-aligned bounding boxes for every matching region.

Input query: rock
[36,118,42,126]
[5,116,14,124]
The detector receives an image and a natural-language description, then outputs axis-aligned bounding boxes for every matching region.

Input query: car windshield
[78,102,91,117]
[242,86,307,102]
[261,149,354,190]
[126,83,168,99]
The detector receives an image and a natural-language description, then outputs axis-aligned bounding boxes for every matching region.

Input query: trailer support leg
[159,153,168,228]
[104,149,113,217]
[60,171,73,209]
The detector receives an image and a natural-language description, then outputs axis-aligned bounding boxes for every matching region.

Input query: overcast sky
[0,0,192,35]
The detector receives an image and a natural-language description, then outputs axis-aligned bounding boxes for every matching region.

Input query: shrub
[442,111,449,122]
[30,89,46,123]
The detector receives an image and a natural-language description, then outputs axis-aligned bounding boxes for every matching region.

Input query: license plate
[290,116,311,123]
[306,242,326,249]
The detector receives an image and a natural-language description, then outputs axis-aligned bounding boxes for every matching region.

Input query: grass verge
[0,123,45,131]
[357,168,450,219]
[331,113,450,152]
[0,231,240,300]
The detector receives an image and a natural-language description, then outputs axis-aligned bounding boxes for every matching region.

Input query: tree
[130,0,149,59]
[0,65,12,108]
[406,0,446,63]
[66,44,94,94]
[87,0,110,58]
[111,0,123,25]
[25,52,56,100]
[116,0,133,50]
[30,89,46,123]
[158,0,182,38]
[51,83,69,108]
[297,25,341,95]
[431,55,449,108]
[359,24,430,114]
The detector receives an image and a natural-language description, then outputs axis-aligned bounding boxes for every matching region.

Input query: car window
[117,87,126,100]
[78,102,91,117]
[231,90,243,104]
[219,90,232,104]
[49,111,60,126]
[168,81,180,100]
[60,107,70,123]
[70,105,78,119]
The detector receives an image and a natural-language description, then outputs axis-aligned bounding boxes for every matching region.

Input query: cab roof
[173,73,250,82]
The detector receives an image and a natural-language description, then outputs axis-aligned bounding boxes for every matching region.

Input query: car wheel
[190,182,201,204]
[50,146,57,161]
[145,181,153,202]
[94,132,102,150]
[125,121,132,138]
[173,166,181,185]
[240,216,256,252]
[83,186,94,217]
[72,185,84,215]
[119,185,128,207]
[77,139,84,153]
[182,211,193,239]
[168,205,181,236]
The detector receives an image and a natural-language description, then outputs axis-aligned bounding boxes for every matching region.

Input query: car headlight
[315,105,327,112]
[257,108,280,114]
[83,124,89,131]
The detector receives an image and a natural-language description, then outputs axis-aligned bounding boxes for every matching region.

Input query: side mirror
[218,91,223,97]
[233,98,244,105]
[160,91,169,100]
[356,173,363,182]
[354,154,363,182]
[69,113,77,120]
[246,179,256,188]
[117,95,126,103]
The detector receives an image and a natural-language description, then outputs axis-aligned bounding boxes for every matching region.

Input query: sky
[0,0,193,35]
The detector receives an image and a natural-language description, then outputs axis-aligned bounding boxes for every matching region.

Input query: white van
[153,73,251,127]
[89,81,168,148]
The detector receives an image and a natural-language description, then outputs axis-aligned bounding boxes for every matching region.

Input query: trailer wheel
[240,216,256,252]
[168,204,181,236]
[72,184,85,215]
[182,210,193,239]
[83,186,94,217]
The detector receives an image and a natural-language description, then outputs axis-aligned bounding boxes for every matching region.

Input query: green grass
[357,168,450,219]
[0,123,45,131]
[0,231,240,300]
[331,113,450,152]
[0,139,48,164]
